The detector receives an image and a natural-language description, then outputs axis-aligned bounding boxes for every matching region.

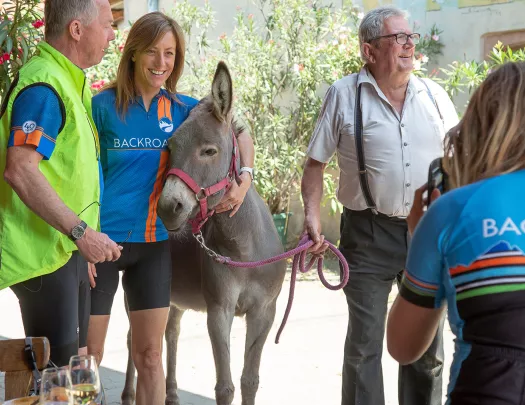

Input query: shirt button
[401,123,405,127]
[404,142,408,146]
[406,163,410,167]
[405,202,410,206]
[406,183,411,187]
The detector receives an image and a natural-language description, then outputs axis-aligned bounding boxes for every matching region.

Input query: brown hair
[443,61,525,188]
[105,12,186,117]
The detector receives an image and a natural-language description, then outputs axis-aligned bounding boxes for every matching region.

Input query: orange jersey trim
[145,150,169,242]
[450,256,525,276]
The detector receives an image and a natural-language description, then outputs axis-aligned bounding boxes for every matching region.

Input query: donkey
[120,61,287,405]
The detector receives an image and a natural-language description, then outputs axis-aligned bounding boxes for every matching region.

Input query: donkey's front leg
[165,304,185,405]
[241,301,277,405]
[207,303,236,405]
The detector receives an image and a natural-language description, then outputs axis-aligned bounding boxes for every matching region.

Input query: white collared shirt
[307,67,459,218]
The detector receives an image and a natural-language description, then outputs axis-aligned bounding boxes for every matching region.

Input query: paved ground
[0,267,455,405]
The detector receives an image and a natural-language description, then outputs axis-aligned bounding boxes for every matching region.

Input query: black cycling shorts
[450,343,525,404]
[10,252,90,367]
[90,240,172,315]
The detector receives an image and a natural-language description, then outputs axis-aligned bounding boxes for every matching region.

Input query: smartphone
[427,157,448,206]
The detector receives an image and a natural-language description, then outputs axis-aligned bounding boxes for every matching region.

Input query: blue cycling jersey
[92,88,198,243]
[400,169,525,403]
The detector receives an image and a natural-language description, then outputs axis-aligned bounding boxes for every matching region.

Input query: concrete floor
[0,269,455,405]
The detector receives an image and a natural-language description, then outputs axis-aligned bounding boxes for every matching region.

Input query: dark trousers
[339,208,444,405]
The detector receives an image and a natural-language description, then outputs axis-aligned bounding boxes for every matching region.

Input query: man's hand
[407,184,441,235]
[304,213,328,255]
[215,173,251,217]
[88,263,97,288]
[76,227,122,264]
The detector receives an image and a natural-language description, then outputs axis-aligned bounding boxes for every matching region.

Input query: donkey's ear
[211,61,233,123]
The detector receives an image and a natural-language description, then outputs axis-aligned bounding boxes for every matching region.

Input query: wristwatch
[239,167,255,181]
[69,220,87,242]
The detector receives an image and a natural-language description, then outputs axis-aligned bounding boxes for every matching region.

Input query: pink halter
[165,130,239,233]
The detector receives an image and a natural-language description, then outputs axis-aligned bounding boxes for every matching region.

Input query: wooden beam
[112,8,124,25]
[0,337,50,372]
[110,0,124,9]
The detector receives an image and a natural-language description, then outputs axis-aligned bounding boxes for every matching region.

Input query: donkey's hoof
[166,393,180,405]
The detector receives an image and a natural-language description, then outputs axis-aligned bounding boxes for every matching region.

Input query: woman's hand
[215,173,252,217]
[88,262,97,288]
[407,184,441,236]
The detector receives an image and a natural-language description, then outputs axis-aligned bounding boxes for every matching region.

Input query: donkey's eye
[202,148,218,156]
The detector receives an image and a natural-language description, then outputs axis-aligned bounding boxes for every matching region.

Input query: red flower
[90,80,106,90]
[2,52,10,62]
[32,19,45,29]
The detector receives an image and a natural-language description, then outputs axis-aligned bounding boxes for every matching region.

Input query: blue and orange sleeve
[8,85,63,160]
[400,200,449,309]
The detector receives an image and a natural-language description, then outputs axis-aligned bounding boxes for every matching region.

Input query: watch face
[72,225,85,240]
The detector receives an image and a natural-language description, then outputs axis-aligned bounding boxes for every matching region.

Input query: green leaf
[20,36,28,63]
[0,28,7,46]
[5,35,12,53]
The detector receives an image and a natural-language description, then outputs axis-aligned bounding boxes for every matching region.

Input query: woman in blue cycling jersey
[387,61,525,405]
[85,12,255,405]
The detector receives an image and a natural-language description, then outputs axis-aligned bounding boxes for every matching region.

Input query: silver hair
[358,5,409,61]
[44,0,99,41]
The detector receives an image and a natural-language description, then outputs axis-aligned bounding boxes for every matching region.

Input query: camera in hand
[427,157,448,206]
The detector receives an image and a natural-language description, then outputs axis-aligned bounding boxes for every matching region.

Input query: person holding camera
[301,5,458,405]
[387,61,525,405]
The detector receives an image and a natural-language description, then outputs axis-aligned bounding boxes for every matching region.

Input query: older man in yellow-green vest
[0,0,122,366]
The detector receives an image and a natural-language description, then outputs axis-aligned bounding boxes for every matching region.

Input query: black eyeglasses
[369,33,421,45]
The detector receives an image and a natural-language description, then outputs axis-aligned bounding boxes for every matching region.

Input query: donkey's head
[157,61,237,232]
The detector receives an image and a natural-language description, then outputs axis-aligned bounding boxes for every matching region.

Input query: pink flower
[90,80,106,90]
[118,44,124,52]
[432,34,439,41]
[247,14,253,19]
[2,52,10,61]
[236,6,241,10]
[219,33,226,40]
[32,19,44,29]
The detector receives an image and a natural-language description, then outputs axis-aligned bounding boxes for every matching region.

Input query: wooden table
[3,396,38,404]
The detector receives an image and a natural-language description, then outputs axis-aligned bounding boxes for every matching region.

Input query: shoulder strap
[24,337,42,396]
[354,76,378,215]
[419,77,443,122]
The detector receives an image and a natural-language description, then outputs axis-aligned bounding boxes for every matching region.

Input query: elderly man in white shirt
[302,5,459,405]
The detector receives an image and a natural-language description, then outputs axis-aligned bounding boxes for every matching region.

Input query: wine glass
[68,355,103,405]
[39,367,74,404]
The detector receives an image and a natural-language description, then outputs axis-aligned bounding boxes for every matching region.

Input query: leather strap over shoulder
[353,75,378,215]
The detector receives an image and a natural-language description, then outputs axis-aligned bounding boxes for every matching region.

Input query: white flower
[357,12,364,19]
[422,55,429,64]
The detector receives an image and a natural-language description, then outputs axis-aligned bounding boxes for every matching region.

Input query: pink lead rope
[213,235,350,344]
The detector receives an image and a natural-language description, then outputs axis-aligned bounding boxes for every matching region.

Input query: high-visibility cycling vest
[0,41,101,290]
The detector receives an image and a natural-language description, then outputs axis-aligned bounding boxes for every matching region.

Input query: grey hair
[44,0,99,41]
[358,5,409,61]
